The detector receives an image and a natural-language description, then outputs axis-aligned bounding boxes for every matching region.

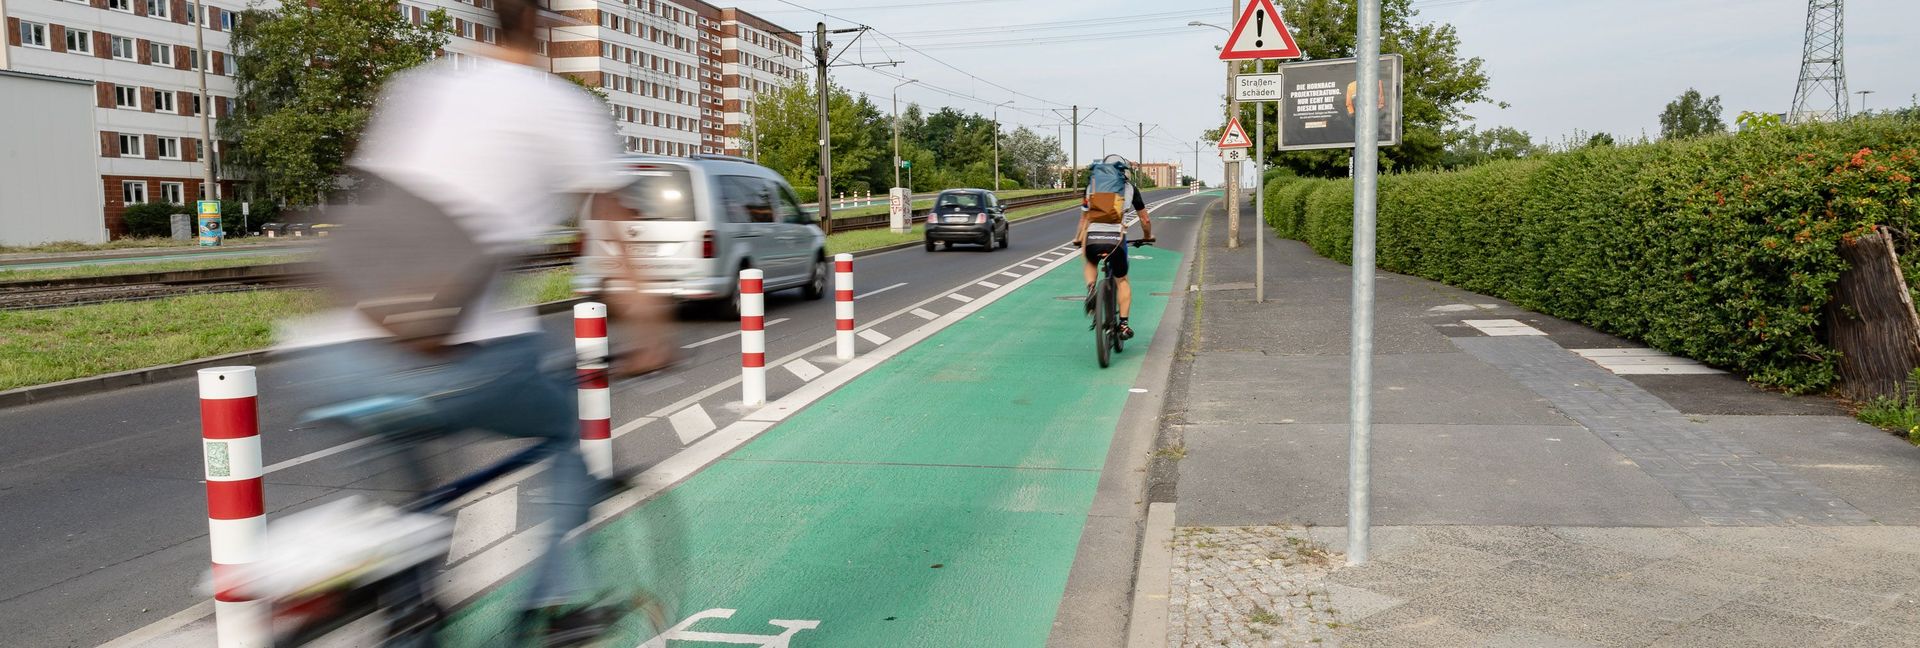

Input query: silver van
[574,154,829,314]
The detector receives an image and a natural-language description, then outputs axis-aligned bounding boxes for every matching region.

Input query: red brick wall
[101,175,214,237]
[547,39,597,58]
[6,18,20,47]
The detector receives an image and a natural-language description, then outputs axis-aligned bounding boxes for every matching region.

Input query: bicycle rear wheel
[1108,277,1124,354]
[1093,277,1112,368]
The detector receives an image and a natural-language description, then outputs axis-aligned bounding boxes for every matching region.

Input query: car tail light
[701,230,716,258]
[975,213,988,224]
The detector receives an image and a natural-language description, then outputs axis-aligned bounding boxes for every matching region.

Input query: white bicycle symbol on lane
[635,608,821,648]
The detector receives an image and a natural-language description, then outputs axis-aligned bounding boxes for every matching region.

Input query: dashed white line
[858,329,892,345]
[911,308,939,320]
[784,359,824,382]
[856,282,907,299]
[947,293,975,304]
[262,436,378,474]
[611,416,655,439]
[1019,263,1040,269]
[668,404,718,444]
[999,272,1021,279]
[977,281,1001,289]
[681,317,789,349]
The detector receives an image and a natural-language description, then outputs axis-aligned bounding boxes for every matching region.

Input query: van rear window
[617,167,696,221]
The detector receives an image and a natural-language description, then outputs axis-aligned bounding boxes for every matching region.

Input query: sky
[725,0,1920,186]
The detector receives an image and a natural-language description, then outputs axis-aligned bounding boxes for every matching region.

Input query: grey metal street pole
[1199,4,1243,249]
[814,22,833,231]
[1348,0,1383,566]
[892,79,916,189]
[1254,58,1265,303]
[994,100,1012,191]
[193,0,215,204]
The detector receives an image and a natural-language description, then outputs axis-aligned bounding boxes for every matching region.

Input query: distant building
[1135,162,1181,188]
[0,69,105,245]
[2,0,799,237]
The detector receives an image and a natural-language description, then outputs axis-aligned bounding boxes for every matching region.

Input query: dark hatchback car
[924,189,1009,251]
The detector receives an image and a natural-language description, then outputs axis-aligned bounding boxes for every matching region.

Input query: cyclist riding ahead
[1073,155,1155,340]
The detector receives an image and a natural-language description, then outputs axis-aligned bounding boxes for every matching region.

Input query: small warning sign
[1217,117,1253,149]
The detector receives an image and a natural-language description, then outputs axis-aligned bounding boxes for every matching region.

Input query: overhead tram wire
[887,8,1214,37]
[908,27,1197,51]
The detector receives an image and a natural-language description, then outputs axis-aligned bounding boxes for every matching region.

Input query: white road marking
[263,436,378,474]
[1019,263,1040,269]
[447,486,517,562]
[858,329,892,345]
[947,293,975,303]
[784,359,824,382]
[999,271,1021,279]
[669,404,718,444]
[638,609,820,648]
[1463,319,1547,336]
[977,280,1001,289]
[911,308,939,320]
[855,282,907,299]
[611,416,655,439]
[681,318,790,349]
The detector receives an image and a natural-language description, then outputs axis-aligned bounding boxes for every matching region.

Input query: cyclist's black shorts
[1083,230,1128,278]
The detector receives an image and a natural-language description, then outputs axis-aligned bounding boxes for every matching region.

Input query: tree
[1658,88,1727,140]
[1585,132,1616,148]
[1214,0,1497,175]
[1180,175,1199,187]
[749,79,887,201]
[223,0,449,206]
[1441,125,1544,168]
[1735,110,1783,132]
[997,126,1065,190]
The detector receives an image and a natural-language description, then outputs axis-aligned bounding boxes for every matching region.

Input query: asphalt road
[0,189,1198,647]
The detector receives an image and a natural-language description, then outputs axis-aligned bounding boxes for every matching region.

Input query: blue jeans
[306,334,590,608]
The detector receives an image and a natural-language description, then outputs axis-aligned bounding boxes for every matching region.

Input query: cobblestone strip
[1169,526,1346,647]
[1453,336,1874,526]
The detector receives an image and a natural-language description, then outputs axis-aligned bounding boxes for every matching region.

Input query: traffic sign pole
[1255,62,1265,304]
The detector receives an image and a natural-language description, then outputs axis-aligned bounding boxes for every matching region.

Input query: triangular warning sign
[1217,117,1252,149]
[1219,0,1301,61]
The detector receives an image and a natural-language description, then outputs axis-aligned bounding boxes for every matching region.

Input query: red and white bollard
[835,253,855,360]
[199,366,268,648]
[740,269,766,406]
[574,302,613,479]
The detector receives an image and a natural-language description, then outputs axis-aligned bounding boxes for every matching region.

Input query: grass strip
[0,237,285,255]
[0,269,575,391]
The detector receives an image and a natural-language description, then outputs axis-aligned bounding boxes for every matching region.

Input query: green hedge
[1264,116,1920,392]
[121,203,189,238]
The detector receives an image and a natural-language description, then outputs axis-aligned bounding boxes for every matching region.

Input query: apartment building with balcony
[715,6,800,158]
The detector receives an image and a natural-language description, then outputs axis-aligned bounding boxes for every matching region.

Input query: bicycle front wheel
[1093,278,1112,369]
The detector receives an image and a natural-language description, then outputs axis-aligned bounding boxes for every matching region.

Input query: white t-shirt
[280,58,627,348]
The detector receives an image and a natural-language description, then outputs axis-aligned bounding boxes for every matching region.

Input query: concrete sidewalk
[1147,202,1920,647]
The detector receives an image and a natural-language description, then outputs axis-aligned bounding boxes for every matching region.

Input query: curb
[1127,503,1178,648]
[0,296,589,410]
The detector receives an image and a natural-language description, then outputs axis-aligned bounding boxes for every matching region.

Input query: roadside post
[1351,0,1384,566]
[889,187,910,233]
[834,254,856,360]
[740,269,767,407]
[1220,0,1301,304]
[198,366,267,647]
[574,302,613,479]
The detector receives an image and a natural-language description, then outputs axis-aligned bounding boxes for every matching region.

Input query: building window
[192,93,202,115]
[19,21,49,49]
[109,0,133,11]
[65,28,92,54]
[123,181,148,204]
[223,10,237,30]
[146,0,170,19]
[460,21,475,39]
[153,89,176,112]
[115,85,141,109]
[224,54,235,75]
[157,137,181,159]
[536,39,547,56]
[118,134,143,157]
[111,36,137,61]
[187,48,201,70]
[160,182,186,204]
[149,42,174,67]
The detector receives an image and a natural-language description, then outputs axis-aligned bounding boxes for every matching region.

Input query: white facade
[0,69,106,244]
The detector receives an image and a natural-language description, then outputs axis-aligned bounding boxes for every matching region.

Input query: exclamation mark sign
[1254,10,1266,48]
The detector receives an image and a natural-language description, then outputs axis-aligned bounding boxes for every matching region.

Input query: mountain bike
[1087,238,1153,369]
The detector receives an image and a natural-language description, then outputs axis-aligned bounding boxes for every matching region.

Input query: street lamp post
[993,100,1013,191]
[1189,17,1239,248]
[892,79,918,190]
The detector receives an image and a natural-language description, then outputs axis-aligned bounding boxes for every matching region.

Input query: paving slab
[1187,352,1572,426]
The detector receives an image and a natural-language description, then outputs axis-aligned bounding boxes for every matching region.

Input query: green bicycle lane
[443,243,1184,646]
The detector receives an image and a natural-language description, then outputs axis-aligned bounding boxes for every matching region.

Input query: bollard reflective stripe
[740,269,767,406]
[198,366,268,648]
[834,254,855,360]
[575,302,613,478]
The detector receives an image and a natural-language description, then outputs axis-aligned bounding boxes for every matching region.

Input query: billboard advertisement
[1277,54,1403,151]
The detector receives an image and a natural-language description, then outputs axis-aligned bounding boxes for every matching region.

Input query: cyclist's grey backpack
[314,175,501,344]
[1083,160,1135,225]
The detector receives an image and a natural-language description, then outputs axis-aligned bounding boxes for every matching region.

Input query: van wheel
[925,239,936,252]
[802,255,828,300]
